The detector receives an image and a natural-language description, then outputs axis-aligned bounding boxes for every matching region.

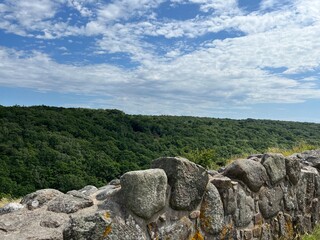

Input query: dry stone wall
[1,150,320,239]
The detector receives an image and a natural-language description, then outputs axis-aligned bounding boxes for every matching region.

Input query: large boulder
[151,157,208,211]
[262,154,286,185]
[20,189,64,210]
[0,207,70,239]
[223,159,268,192]
[233,186,254,227]
[120,169,167,219]
[47,194,93,214]
[200,183,224,235]
[286,156,301,185]
[259,186,284,219]
[297,166,320,212]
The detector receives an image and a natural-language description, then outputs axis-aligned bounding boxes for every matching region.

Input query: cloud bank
[0,0,320,116]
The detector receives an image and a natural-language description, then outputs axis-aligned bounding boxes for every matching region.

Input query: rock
[211,175,233,189]
[63,212,112,240]
[283,185,298,211]
[258,186,283,219]
[285,156,301,185]
[96,185,120,201]
[277,212,294,239]
[148,216,194,240]
[104,215,147,240]
[207,170,219,176]
[120,169,167,219]
[223,159,268,192]
[189,210,200,219]
[262,153,286,185]
[40,218,62,228]
[78,185,98,196]
[0,207,69,239]
[20,189,64,210]
[297,166,319,212]
[212,176,237,215]
[47,194,93,214]
[311,199,320,228]
[0,203,24,215]
[200,183,224,235]
[305,156,320,169]
[233,186,254,227]
[67,190,88,199]
[260,224,272,240]
[108,179,121,186]
[151,157,208,211]
[247,154,263,159]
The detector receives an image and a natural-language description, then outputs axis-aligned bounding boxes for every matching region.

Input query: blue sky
[0,0,320,122]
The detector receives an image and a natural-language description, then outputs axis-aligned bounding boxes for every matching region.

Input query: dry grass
[267,142,318,157]
[223,142,319,167]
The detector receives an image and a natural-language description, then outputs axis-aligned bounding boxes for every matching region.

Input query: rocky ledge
[1,150,320,239]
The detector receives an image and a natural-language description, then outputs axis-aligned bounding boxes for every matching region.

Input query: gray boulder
[0,207,69,240]
[148,216,195,240]
[297,166,320,212]
[286,156,301,185]
[283,185,298,211]
[47,194,93,214]
[200,183,224,235]
[96,185,120,201]
[151,157,208,211]
[223,159,268,192]
[211,175,237,215]
[20,189,64,210]
[63,212,112,240]
[259,186,283,219]
[305,156,320,169]
[77,185,98,196]
[233,186,254,227]
[262,153,286,185]
[120,169,167,219]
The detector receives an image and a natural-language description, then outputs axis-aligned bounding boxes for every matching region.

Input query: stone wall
[1,150,320,239]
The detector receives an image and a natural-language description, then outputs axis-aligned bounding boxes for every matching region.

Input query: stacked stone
[0,150,320,240]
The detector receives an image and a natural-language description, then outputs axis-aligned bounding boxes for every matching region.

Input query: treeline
[1,105,319,197]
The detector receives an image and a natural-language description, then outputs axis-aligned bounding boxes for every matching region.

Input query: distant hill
[1,105,319,197]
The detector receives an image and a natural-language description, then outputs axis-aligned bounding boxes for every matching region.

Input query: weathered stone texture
[2,150,320,240]
[120,169,167,219]
[286,156,301,185]
[259,186,283,219]
[151,156,208,211]
[262,153,286,185]
[223,159,268,192]
[47,194,93,214]
[200,183,224,235]
[233,186,254,227]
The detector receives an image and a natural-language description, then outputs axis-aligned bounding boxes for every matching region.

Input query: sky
[0,0,320,122]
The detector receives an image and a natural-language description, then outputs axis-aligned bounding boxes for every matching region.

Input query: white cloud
[1,0,320,115]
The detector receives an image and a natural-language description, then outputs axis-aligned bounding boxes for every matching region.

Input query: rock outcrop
[1,150,320,239]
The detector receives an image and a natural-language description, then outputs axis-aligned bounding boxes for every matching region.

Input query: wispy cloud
[0,0,320,116]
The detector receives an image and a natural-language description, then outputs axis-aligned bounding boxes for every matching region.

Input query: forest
[1,105,320,197]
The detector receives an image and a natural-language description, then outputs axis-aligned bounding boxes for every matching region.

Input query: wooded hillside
[1,105,319,197]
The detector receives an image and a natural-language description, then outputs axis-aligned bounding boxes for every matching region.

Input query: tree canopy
[1,105,319,197]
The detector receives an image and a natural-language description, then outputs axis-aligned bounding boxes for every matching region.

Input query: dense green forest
[1,105,320,197]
